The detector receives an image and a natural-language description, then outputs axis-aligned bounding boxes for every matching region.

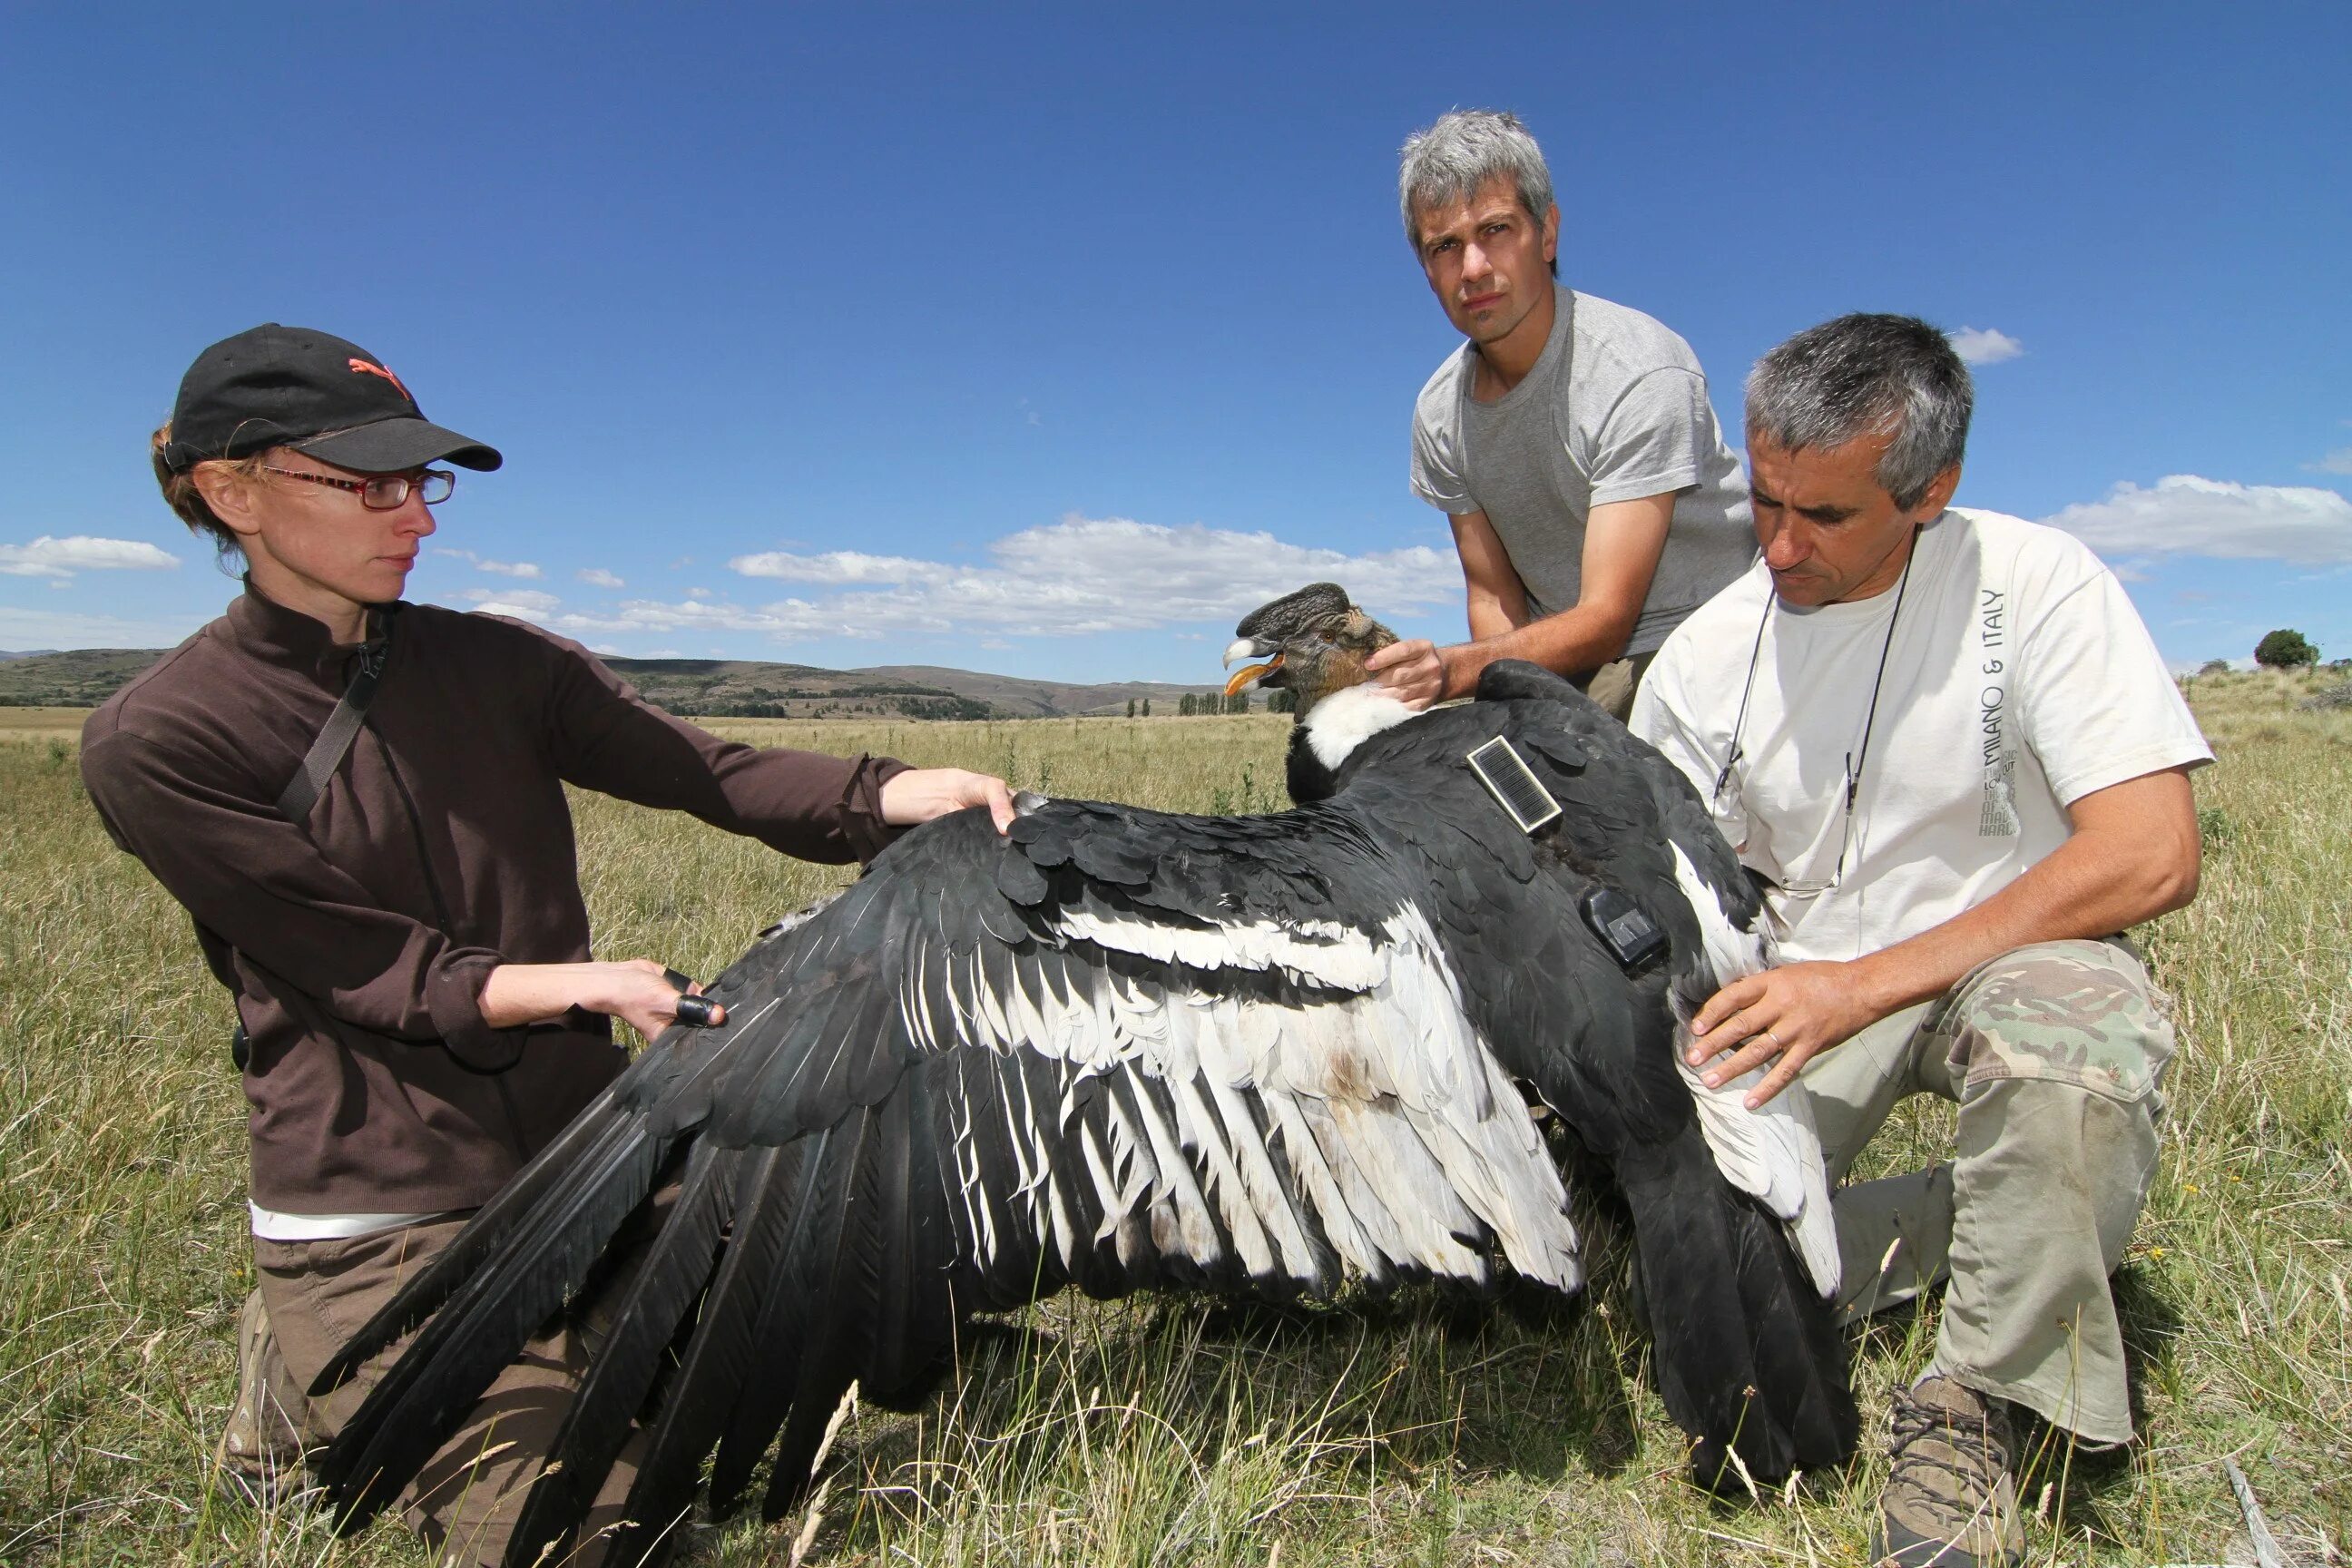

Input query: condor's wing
[313,794,1580,1567]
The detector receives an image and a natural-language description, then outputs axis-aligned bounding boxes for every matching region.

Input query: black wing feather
[603,1141,808,1563]
[500,1139,737,1565]
[316,1113,675,1530]
[305,1083,625,1393]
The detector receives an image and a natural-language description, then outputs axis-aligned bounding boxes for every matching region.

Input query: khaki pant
[1577,650,1656,722]
[253,1212,663,1566]
[1803,938,2173,1445]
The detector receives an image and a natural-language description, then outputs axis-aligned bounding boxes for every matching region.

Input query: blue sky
[3,4,2345,680]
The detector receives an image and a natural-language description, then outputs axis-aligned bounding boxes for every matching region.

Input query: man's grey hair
[1745,314,1974,510]
[1398,110,1555,259]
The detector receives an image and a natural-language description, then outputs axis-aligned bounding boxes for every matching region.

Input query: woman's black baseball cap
[160,324,503,475]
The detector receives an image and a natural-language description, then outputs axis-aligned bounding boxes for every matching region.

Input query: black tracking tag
[1580,887,1667,970]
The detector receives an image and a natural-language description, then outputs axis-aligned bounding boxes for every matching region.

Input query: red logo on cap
[348,358,413,403]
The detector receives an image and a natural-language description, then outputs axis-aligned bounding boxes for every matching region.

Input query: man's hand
[1687,959,1887,1108]
[1364,639,1450,710]
[880,767,1017,833]
[1378,494,1673,708]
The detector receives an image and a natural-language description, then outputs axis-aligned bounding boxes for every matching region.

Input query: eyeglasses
[261,466,455,509]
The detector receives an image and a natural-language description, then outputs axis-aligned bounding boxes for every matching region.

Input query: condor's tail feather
[1622,1132,1857,1488]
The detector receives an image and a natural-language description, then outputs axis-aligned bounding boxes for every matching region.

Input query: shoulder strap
[275,615,394,823]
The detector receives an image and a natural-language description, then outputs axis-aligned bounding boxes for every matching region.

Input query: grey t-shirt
[1410,286,1757,658]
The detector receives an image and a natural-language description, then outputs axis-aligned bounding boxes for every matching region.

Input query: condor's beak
[1223,656,1281,696]
[1222,637,1283,695]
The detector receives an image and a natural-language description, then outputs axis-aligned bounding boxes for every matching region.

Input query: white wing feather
[1666,844,1840,1298]
[936,902,1583,1294]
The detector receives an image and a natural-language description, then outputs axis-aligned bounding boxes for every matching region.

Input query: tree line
[1125,691,1294,717]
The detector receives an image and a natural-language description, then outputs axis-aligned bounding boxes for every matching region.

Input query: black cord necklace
[1715,524,1923,892]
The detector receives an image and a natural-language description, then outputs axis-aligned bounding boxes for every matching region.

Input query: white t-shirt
[1628,508,2212,965]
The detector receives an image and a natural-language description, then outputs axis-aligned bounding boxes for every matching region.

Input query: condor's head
[1220,582,1401,720]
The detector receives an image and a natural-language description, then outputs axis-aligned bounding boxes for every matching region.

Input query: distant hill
[0,650,162,707]
[853,664,1227,719]
[601,657,1001,720]
[0,649,60,662]
[0,646,1229,720]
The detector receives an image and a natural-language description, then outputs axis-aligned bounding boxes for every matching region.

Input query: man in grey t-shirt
[1367,111,1756,720]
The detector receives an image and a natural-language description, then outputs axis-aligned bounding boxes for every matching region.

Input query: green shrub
[2253,628,2318,669]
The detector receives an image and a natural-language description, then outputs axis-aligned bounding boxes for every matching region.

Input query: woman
[82,323,1012,1563]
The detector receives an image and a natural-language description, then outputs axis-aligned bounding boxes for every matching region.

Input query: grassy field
[0,708,96,740]
[2,678,2345,1565]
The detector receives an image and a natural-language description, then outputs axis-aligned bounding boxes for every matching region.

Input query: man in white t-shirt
[1366,110,1756,720]
[1630,315,2209,1568]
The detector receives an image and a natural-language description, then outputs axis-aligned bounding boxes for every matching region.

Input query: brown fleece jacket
[81,583,906,1216]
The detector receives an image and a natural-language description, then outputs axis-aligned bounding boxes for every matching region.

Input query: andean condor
[309,583,1856,1565]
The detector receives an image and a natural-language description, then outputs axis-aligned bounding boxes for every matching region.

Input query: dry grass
[0,708,92,740]
[1,685,2344,1564]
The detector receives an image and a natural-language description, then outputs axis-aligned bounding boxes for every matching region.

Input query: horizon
[2,6,2344,681]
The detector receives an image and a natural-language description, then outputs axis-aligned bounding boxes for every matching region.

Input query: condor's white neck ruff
[1301,682,1417,771]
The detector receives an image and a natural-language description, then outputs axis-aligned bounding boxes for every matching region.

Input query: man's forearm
[1439,603,1637,699]
[1847,802,2198,1020]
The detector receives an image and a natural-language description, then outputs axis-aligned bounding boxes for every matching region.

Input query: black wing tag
[1581,887,1667,970]
[1465,737,1562,834]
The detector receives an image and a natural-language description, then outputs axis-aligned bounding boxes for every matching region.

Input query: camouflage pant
[1798,938,2173,1445]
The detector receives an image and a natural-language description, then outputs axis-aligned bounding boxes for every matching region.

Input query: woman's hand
[880,768,1017,833]
[482,959,724,1042]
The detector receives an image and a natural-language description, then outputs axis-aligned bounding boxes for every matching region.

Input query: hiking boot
[1868,1373,2023,1567]
[215,1289,310,1504]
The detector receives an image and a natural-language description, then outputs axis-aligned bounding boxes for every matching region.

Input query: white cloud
[2307,447,2352,475]
[2043,475,2352,566]
[432,548,543,579]
[576,567,626,588]
[731,550,952,586]
[694,514,1458,641]
[461,588,561,616]
[0,605,203,647]
[0,535,181,580]
[1947,327,2024,366]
